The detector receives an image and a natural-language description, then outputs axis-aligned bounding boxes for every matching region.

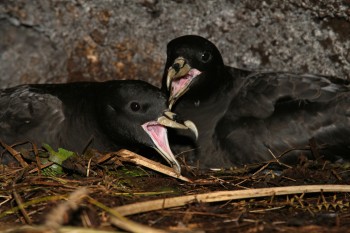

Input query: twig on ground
[28,162,54,174]
[12,190,32,224]
[112,185,350,216]
[100,149,192,183]
[45,187,89,230]
[267,148,292,169]
[32,143,42,176]
[0,140,28,168]
[87,196,169,233]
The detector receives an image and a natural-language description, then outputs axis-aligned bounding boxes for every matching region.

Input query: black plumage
[0,80,196,172]
[162,35,350,168]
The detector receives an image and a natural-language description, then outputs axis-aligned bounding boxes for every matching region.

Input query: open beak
[142,110,198,174]
[166,57,201,109]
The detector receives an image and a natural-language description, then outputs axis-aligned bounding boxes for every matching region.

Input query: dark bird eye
[130,102,140,112]
[200,51,211,63]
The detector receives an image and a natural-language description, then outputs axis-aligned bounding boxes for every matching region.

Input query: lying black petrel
[162,35,350,168]
[0,80,197,173]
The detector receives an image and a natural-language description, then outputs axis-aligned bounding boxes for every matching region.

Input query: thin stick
[105,149,192,183]
[13,190,32,224]
[33,143,42,176]
[87,196,168,233]
[0,140,28,167]
[28,161,54,174]
[113,185,350,216]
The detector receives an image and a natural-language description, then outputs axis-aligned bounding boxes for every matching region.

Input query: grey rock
[0,0,349,88]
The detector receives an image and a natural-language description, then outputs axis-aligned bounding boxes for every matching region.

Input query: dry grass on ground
[1,145,350,233]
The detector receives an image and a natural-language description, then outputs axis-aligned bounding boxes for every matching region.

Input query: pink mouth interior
[142,121,174,161]
[171,69,201,97]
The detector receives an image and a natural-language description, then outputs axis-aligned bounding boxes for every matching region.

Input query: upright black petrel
[162,35,350,168]
[0,80,197,173]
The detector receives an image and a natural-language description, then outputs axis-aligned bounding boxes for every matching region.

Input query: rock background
[0,0,349,88]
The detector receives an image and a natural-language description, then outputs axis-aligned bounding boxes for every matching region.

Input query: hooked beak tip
[157,112,198,140]
[184,120,198,140]
[173,162,182,174]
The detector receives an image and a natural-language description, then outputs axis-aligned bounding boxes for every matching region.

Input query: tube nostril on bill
[172,62,181,73]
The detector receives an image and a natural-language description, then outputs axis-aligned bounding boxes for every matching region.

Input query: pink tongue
[142,122,174,162]
[171,74,191,97]
[171,69,201,97]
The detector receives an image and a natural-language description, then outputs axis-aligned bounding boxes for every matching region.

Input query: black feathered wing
[217,72,350,164]
[225,72,349,119]
[0,85,66,149]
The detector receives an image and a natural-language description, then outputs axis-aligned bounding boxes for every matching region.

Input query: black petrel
[162,35,350,168]
[0,80,197,173]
